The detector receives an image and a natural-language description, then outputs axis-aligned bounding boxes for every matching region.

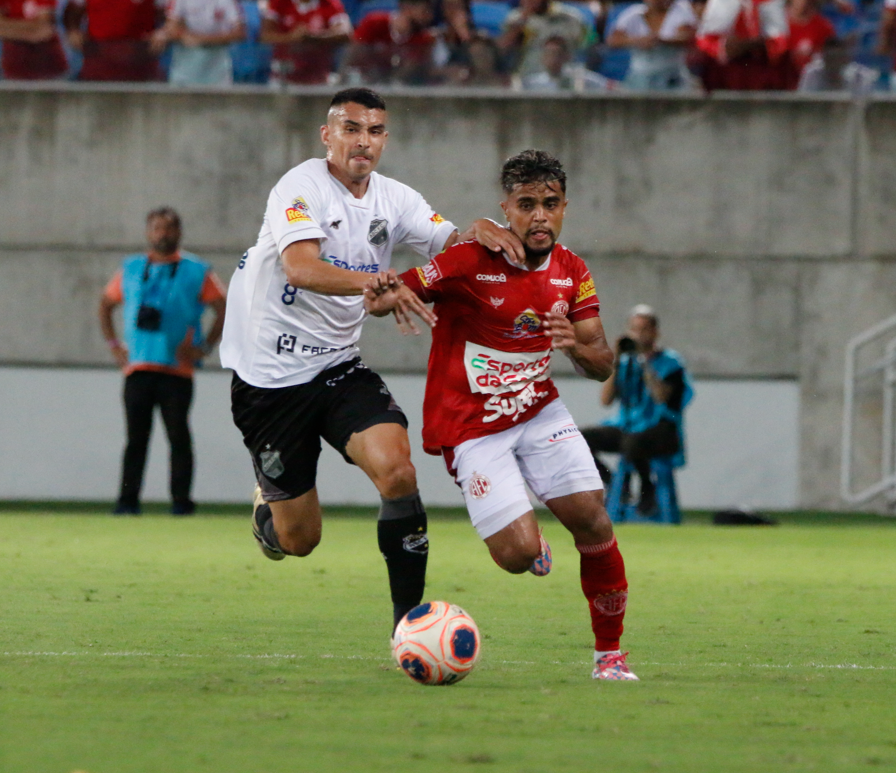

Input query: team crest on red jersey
[468,473,491,500]
[509,309,542,338]
[551,300,569,316]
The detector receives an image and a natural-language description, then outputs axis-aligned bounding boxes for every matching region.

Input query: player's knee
[375,460,418,499]
[277,526,321,557]
[490,541,541,574]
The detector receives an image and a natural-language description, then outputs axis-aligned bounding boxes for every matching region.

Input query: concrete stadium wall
[2,84,896,510]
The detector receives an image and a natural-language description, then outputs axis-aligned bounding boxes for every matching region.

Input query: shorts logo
[548,425,580,442]
[430,213,445,225]
[593,590,628,616]
[418,261,442,287]
[476,273,506,283]
[286,196,312,223]
[368,218,389,246]
[403,532,430,554]
[576,277,596,304]
[551,300,569,316]
[259,449,285,479]
[511,309,542,338]
[550,277,573,287]
[468,473,491,500]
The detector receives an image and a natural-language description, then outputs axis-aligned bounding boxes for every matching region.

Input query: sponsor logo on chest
[476,273,506,283]
[550,277,573,287]
[464,341,552,396]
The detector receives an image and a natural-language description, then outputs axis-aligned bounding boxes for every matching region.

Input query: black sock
[377,493,428,632]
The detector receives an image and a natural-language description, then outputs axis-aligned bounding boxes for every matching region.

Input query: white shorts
[446,399,604,540]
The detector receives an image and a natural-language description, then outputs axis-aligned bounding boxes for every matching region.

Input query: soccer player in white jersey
[220,87,525,634]
[364,150,639,680]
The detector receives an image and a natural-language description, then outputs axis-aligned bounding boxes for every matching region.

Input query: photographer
[582,305,693,514]
[98,207,226,515]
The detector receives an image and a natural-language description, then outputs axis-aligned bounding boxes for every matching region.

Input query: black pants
[117,371,194,509]
[582,419,679,491]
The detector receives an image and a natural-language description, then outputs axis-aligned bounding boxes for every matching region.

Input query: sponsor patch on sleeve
[575,276,596,304]
[417,261,442,287]
[285,196,312,224]
[430,213,445,225]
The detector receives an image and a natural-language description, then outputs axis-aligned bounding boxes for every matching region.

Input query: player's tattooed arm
[446,219,526,266]
[544,313,614,381]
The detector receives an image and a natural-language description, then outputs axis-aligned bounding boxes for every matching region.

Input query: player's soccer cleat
[592,650,639,681]
[527,532,552,576]
[252,485,285,561]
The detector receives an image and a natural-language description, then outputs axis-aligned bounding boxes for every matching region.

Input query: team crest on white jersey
[490,297,504,308]
[368,218,389,246]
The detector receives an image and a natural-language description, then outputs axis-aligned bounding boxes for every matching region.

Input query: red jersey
[354,10,434,47]
[788,12,834,73]
[69,0,159,40]
[401,241,600,455]
[263,0,348,83]
[0,0,68,79]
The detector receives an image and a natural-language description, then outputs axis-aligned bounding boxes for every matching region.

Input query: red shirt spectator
[0,0,68,79]
[63,0,164,81]
[788,0,834,74]
[260,0,352,84]
[345,0,436,84]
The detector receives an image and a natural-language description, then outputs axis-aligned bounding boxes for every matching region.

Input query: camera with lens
[136,304,163,332]
[618,335,637,354]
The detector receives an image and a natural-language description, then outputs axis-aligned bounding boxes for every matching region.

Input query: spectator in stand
[260,0,352,85]
[343,0,436,85]
[498,0,590,78]
[877,0,896,89]
[434,0,475,76]
[800,34,878,92]
[522,34,614,89]
[151,0,245,86]
[695,0,796,90]
[0,0,68,79]
[787,0,834,80]
[442,29,509,84]
[606,0,697,90]
[64,0,165,81]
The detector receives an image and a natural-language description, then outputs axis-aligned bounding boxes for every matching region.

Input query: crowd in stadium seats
[0,0,893,91]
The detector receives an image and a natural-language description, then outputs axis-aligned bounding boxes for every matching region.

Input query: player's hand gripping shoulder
[451,219,527,266]
[363,273,438,335]
[544,312,615,381]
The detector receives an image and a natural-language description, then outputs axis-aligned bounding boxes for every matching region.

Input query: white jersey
[221,158,456,388]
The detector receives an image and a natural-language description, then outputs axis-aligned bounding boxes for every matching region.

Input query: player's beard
[523,237,555,262]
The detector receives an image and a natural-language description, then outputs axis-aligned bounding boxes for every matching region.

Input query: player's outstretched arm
[543,312,614,381]
[282,239,389,296]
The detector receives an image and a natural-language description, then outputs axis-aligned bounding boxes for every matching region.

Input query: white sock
[594,649,621,662]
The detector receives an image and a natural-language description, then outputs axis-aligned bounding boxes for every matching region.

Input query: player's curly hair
[501,149,566,195]
[330,88,386,112]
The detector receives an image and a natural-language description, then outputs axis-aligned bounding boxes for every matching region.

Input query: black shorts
[231,358,408,501]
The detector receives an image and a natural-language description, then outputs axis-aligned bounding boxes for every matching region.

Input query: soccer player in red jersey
[364,150,639,681]
[0,0,68,79]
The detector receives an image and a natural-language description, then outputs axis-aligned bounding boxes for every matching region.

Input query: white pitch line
[1,651,894,670]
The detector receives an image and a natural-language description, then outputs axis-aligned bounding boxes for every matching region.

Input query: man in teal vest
[582,304,693,514]
[99,207,227,515]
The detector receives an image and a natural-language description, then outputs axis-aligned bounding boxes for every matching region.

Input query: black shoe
[637,485,657,516]
[112,502,141,516]
[171,500,196,516]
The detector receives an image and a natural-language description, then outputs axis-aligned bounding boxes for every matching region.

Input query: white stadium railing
[841,312,896,509]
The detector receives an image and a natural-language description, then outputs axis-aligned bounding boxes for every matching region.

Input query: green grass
[1,510,894,773]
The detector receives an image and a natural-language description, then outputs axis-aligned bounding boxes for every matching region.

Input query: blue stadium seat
[471,1,512,36]
[354,0,399,23]
[605,456,681,525]
[231,0,273,84]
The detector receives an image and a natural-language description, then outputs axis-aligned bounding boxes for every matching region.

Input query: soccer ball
[392,601,481,685]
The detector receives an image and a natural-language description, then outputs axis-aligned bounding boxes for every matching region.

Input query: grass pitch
[1,509,894,773]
